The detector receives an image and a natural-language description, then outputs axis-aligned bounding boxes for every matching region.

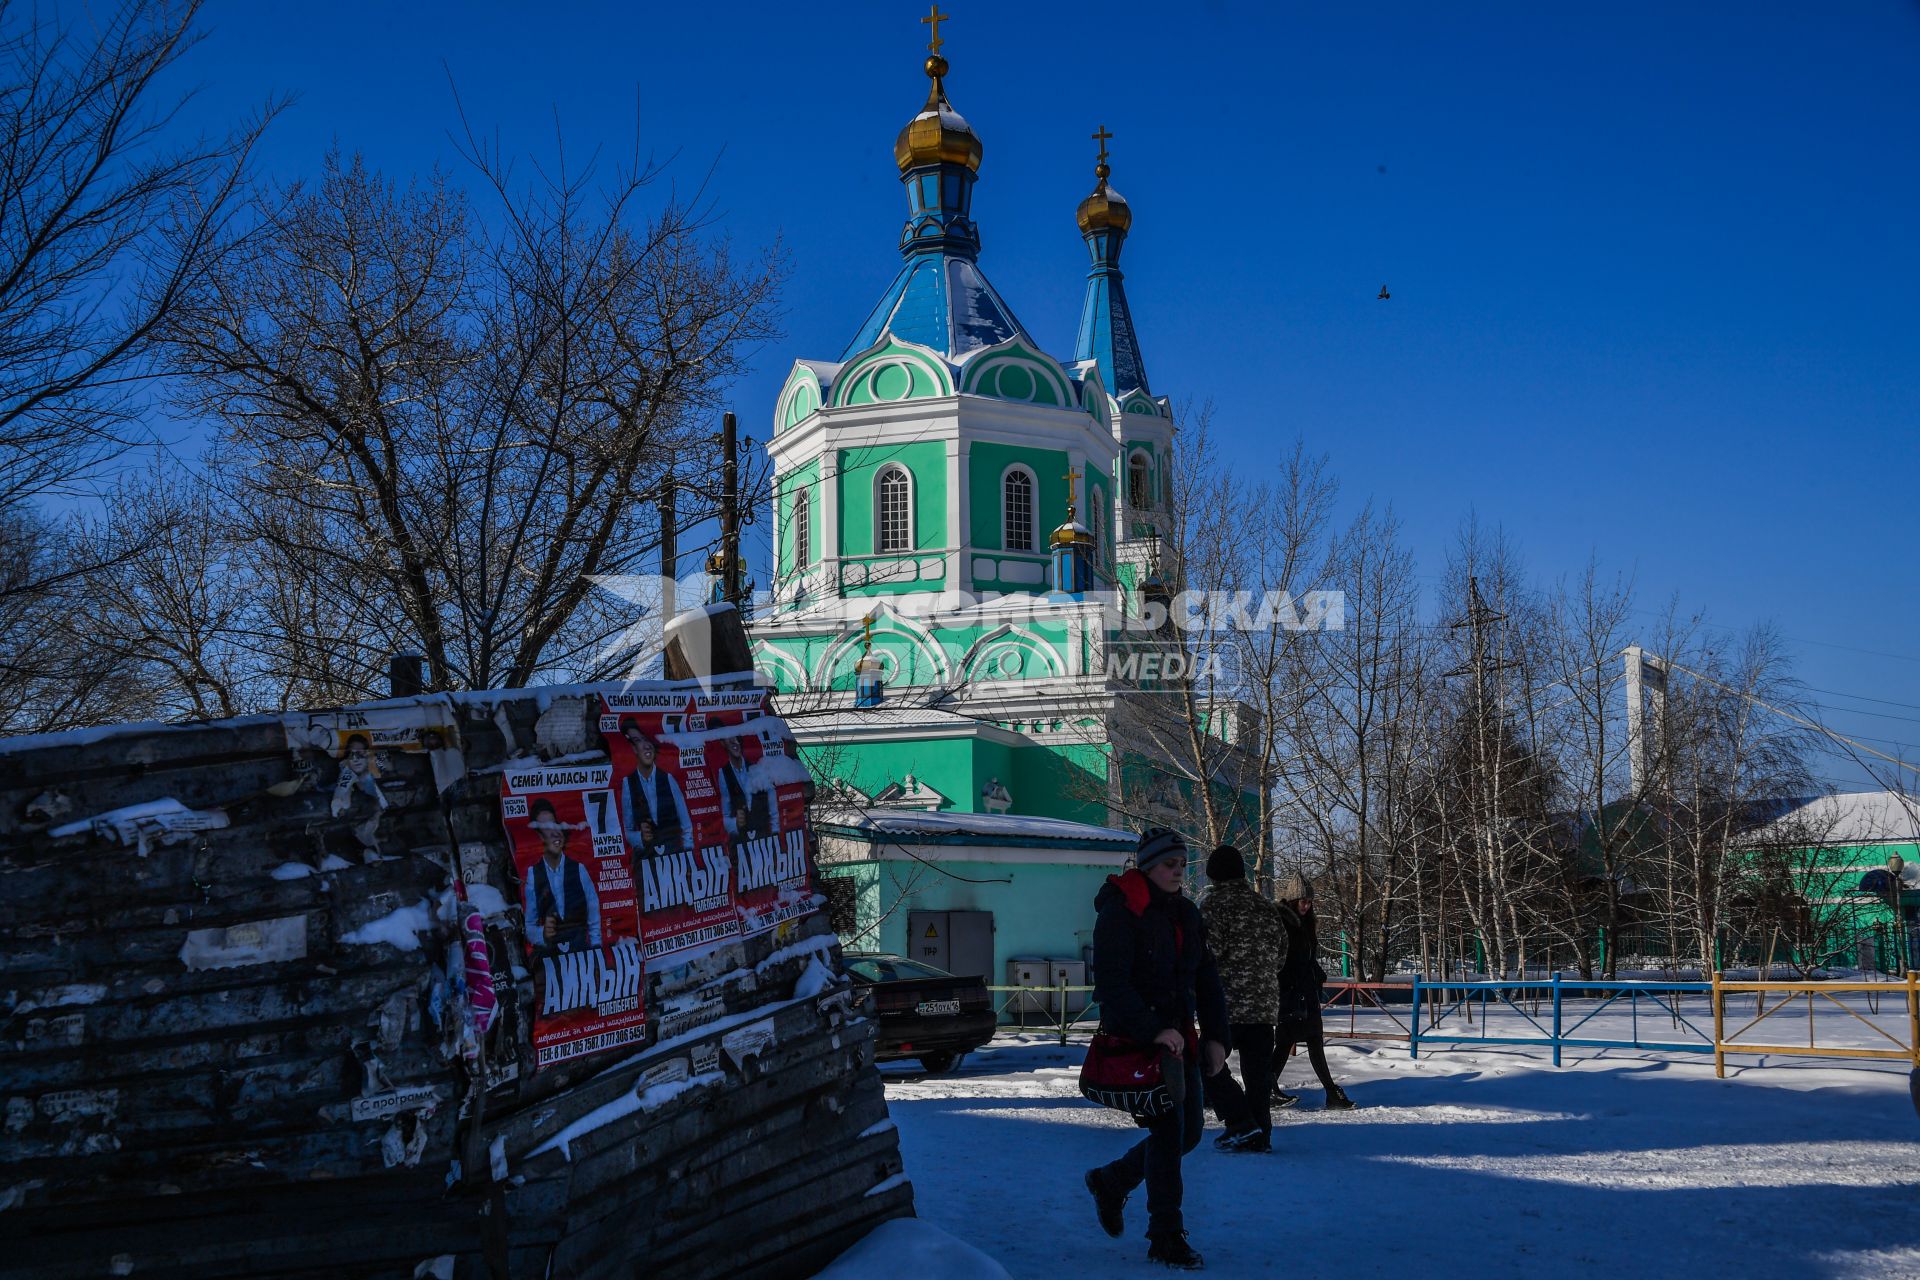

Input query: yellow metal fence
[1710,970,1920,1077]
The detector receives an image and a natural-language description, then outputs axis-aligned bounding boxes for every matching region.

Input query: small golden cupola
[894,7,982,173]
[1075,125,1132,234]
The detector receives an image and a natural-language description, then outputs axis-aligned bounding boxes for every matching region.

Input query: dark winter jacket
[1200,880,1290,1024]
[1276,903,1329,1025]
[1092,869,1232,1050]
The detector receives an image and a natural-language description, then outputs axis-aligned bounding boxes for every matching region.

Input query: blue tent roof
[1074,226,1151,397]
[841,254,1033,362]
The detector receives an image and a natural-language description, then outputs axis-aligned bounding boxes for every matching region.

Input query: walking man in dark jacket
[1198,845,1289,1151]
[1084,828,1231,1270]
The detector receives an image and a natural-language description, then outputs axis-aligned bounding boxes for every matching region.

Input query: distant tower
[1075,125,1148,398]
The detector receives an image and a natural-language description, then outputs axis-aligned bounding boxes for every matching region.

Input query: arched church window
[876,465,913,552]
[792,489,811,569]
[1003,467,1034,552]
[1128,452,1152,509]
[1090,487,1105,563]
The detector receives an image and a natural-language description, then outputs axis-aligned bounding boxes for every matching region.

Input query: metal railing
[976,972,1920,1073]
[1316,972,1920,1073]
[1406,976,1715,1065]
[986,981,1100,1046]
[1711,970,1920,1077]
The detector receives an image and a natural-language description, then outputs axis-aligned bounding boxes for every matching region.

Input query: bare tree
[1643,624,1817,973]
[84,460,262,720]
[167,142,782,696]
[0,0,271,507]
[1088,406,1268,846]
[1279,501,1434,981]
[0,0,274,732]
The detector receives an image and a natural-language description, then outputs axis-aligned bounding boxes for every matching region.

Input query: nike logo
[1131,1070,1149,1080]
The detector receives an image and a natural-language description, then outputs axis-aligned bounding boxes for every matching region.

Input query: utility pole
[658,479,677,621]
[709,410,745,607]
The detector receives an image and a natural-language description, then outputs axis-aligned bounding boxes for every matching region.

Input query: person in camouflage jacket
[1197,845,1289,1151]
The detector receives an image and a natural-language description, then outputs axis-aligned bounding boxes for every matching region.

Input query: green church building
[748,20,1258,992]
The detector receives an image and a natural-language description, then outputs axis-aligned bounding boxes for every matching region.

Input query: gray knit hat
[1134,827,1188,872]
[1275,870,1313,902]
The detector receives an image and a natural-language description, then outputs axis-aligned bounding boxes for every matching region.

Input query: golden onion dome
[1076,161,1132,234]
[895,55,983,173]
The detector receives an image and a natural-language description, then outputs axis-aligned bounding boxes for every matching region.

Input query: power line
[1800,684,1920,714]
[1655,655,1920,779]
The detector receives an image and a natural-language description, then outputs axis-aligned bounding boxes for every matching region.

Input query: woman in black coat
[1272,873,1352,1110]
[1083,828,1230,1271]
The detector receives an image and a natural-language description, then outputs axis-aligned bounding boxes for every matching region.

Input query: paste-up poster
[714,729,817,936]
[601,699,742,962]
[499,762,646,1067]
[287,704,466,856]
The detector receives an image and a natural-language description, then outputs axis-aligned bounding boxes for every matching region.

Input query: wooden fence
[0,678,907,1278]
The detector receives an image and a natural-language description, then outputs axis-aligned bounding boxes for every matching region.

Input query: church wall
[1003,737,1111,827]
[836,441,947,559]
[795,731,1112,829]
[966,440,1070,555]
[774,459,821,578]
[801,736,978,814]
[758,615,1085,694]
[1114,747,1264,849]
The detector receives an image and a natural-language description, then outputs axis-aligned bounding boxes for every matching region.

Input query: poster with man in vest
[499,762,646,1067]
[601,696,743,962]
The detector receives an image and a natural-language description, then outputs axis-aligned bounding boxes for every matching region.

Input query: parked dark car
[843,952,996,1073]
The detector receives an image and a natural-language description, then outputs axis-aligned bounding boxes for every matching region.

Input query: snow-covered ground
[874,1035,1920,1279]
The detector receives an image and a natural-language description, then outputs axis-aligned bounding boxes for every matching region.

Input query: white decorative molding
[871,773,951,812]
[812,606,952,689]
[751,642,810,693]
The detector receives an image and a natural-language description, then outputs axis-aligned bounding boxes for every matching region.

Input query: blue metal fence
[1404,974,1716,1065]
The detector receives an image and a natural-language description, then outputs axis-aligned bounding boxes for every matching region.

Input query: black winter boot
[1324,1084,1355,1110]
[1272,1089,1301,1109]
[1147,1231,1205,1270]
[1084,1168,1126,1238]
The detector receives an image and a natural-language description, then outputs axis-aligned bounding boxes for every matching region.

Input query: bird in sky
[1377,285,1391,300]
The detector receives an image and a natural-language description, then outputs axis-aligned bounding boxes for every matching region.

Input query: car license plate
[915,999,961,1016]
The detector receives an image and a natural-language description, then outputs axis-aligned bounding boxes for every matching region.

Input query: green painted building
[748,29,1260,997]
[1746,791,1920,972]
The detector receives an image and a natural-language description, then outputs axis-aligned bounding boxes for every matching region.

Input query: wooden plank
[0,681,911,1280]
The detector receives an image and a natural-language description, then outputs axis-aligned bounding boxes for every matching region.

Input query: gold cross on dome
[922,5,949,55]
[1092,125,1113,166]
[1062,465,1082,508]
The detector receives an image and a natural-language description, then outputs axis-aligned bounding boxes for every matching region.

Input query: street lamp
[1890,854,1910,975]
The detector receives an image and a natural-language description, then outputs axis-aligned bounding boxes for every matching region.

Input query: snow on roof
[823,808,1136,847]
[786,707,988,734]
[1760,790,1920,845]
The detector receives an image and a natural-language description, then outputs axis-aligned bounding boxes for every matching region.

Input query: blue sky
[175,1,1920,787]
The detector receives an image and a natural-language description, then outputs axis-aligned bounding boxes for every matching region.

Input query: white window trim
[792,488,811,570]
[1000,464,1037,553]
[1127,449,1153,510]
[874,464,915,553]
